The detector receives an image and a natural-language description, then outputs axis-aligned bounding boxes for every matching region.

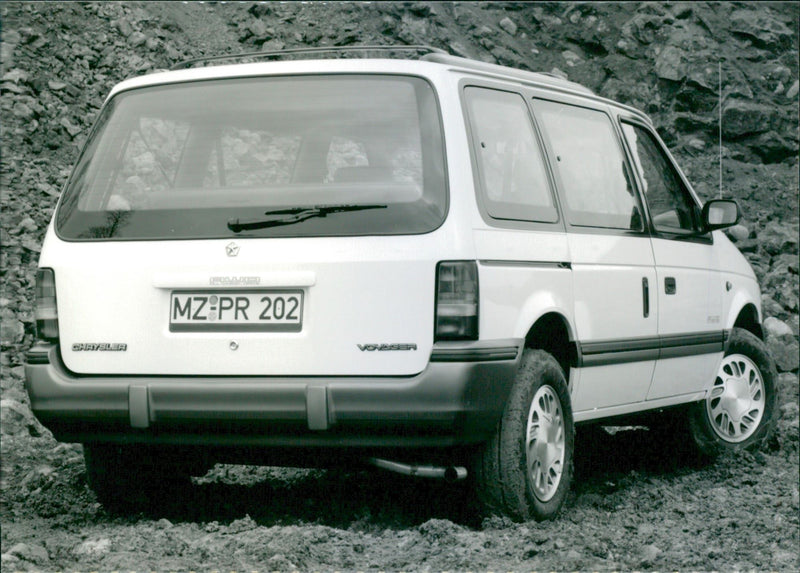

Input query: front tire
[689,328,778,455]
[473,350,574,521]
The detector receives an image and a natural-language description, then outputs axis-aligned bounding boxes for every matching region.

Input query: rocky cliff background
[1,2,798,571]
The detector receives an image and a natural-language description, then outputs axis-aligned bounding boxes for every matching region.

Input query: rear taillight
[35,268,59,341]
[435,261,478,341]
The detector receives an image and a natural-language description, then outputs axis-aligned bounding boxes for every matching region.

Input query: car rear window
[56,75,447,240]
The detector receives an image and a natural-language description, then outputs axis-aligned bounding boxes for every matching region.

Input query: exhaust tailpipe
[369,457,467,482]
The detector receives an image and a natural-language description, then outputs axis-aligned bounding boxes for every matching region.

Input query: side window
[536,100,642,231]
[621,122,702,234]
[465,87,557,223]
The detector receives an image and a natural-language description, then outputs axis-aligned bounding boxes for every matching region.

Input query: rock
[7,542,49,564]
[13,102,34,120]
[674,112,715,133]
[1,399,33,435]
[3,68,29,84]
[267,554,297,571]
[562,50,582,67]
[688,138,706,151]
[655,45,686,82]
[73,538,112,558]
[0,314,25,346]
[248,18,269,40]
[725,224,750,242]
[448,41,472,59]
[0,553,21,569]
[762,295,786,318]
[786,80,799,100]
[771,253,799,276]
[60,117,82,137]
[566,549,582,560]
[17,217,38,233]
[766,333,800,373]
[722,101,772,139]
[499,17,518,36]
[761,222,799,256]
[751,131,799,164]
[781,401,799,421]
[764,317,795,338]
[407,2,432,18]
[622,13,663,45]
[128,31,147,47]
[637,522,655,537]
[249,4,271,18]
[115,18,134,38]
[640,544,662,567]
[730,9,793,50]
[47,80,67,91]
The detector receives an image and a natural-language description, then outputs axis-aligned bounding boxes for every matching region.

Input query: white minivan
[25,47,777,520]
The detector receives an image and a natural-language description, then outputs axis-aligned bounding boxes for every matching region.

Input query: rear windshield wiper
[227,204,387,233]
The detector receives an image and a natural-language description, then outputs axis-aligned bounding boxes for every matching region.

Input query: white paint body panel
[646,236,722,399]
[474,228,574,341]
[42,227,468,376]
[569,232,657,411]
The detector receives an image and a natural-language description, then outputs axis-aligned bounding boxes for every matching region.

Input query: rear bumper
[25,340,522,448]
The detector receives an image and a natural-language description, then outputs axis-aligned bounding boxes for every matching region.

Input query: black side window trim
[618,117,713,245]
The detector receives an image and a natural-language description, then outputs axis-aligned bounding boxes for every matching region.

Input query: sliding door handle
[642,277,650,318]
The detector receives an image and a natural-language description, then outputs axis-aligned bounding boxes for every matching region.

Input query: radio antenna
[719,60,723,199]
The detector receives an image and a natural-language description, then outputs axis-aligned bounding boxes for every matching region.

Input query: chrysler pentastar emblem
[225,242,240,257]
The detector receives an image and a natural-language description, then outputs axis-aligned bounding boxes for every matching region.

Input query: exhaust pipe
[369,457,467,482]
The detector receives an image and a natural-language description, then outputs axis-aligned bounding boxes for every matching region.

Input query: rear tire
[84,444,194,512]
[473,350,574,521]
[688,328,778,456]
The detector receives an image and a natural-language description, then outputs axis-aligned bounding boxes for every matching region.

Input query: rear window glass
[57,75,446,240]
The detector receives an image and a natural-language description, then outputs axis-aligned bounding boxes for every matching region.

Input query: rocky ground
[1,2,798,571]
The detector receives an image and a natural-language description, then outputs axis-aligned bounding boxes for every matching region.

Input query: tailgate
[50,236,436,376]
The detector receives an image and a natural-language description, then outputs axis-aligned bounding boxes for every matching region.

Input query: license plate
[169,290,303,332]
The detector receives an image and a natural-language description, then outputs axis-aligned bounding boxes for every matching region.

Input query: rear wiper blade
[227,204,386,233]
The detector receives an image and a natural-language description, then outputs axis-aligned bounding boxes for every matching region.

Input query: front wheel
[473,350,574,521]
[689,328,778,455]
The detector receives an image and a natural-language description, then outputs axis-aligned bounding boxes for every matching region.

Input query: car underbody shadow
[571,422,714,496]
[101,464,481,528]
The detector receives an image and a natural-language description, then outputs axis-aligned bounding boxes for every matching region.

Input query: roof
[105,47,651,125]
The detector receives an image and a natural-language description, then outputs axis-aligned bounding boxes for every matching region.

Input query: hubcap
[706,354,765,443]
[526,385,565,502]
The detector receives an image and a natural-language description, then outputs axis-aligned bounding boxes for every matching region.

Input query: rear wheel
[84,444,195,512]
[473,350,574,521]
[689,328,778,455]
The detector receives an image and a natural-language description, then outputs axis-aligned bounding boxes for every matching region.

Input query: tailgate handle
[665,276,677,295]
[642,277,649,318]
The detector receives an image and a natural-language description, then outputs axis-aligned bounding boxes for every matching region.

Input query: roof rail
[420,52,594,95]
[171,45,448,70]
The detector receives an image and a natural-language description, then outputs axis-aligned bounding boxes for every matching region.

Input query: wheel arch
[731,301,764,341]
[522,311,576,382]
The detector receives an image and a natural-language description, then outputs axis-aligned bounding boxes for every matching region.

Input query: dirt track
[2,415,798,570]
